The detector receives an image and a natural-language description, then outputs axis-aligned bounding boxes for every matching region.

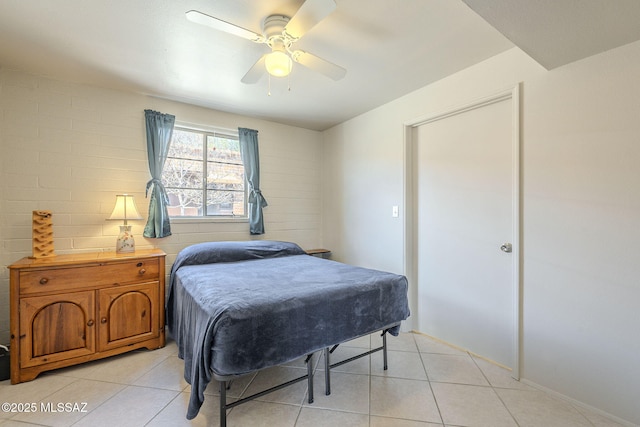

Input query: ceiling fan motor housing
[263,15,290,39]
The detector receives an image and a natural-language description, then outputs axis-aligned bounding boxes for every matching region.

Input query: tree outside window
[162,127,246,217]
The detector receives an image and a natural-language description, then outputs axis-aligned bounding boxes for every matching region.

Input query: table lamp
[108,194,143,253]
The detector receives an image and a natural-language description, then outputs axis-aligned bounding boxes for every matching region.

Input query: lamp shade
[108,194,143,225]
[265,50,292,77]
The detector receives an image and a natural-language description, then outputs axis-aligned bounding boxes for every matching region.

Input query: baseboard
[519,378,636,427]
[410,330,511,370]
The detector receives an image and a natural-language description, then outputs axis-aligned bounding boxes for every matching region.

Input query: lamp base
[116,225,135,253]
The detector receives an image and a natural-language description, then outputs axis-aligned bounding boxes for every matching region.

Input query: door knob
[500,243,512,253]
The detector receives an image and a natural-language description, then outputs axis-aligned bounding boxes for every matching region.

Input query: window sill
[170,216,248,224]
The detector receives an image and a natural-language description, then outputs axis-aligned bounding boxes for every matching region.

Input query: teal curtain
[143,109,175,238]
[238,127,268,235]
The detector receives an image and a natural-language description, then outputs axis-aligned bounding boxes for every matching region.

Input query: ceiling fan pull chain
[268,74,272,96]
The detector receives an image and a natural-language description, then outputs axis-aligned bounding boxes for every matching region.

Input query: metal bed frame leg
[220,381,227,427]
[324,347,331,395]
[307,353,314,403]
[382,330,388,370]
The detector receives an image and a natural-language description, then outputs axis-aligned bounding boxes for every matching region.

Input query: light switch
[392,205,399,218]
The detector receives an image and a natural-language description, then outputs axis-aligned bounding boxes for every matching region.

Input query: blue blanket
[167,240,410,419]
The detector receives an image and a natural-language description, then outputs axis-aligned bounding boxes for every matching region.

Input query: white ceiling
[0,1,639,131]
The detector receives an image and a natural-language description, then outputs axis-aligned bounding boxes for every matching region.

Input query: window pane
[166,188,203,217]
[207,162,244,191]
[168,129,203,160]
[207,135,241,163]
[163,158,203,189]
[164,127,246,218]
[206,190,245,216]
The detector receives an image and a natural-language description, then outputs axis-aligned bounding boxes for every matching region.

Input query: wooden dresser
[8,249,166,384]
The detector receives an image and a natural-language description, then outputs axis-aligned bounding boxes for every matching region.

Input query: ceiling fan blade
[284,0,336,40]
[241,55,267,84]
[186,10,264,42]
[292,50,346,81]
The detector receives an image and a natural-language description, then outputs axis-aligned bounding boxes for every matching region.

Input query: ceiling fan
[186,0,346,84]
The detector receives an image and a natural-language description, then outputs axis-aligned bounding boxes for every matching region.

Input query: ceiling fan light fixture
[265,50,292,77]
[187,0,344,83]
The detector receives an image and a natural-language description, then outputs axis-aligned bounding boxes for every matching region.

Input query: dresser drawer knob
[39,278,49,285]
[139,268,146,275]
[101,317,107,324]
[87,319,94,327]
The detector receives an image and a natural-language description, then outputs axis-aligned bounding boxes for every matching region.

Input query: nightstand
[306,248,331,259]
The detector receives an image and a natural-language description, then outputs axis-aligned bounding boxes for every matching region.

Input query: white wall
[321,45,640,425]
[0,68,323,346]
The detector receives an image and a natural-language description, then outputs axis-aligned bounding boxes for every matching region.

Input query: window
[162,126,246,218]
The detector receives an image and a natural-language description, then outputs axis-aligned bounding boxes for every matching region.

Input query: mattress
[166,240,410,419]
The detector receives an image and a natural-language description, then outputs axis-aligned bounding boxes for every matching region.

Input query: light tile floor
[0,333,629,427]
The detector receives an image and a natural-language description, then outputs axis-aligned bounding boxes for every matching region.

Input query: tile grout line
[415,334,446,426]
[142,391,183,427]
[469,351,522,427]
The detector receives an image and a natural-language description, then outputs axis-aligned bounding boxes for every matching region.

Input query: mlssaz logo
[40,402,89,413]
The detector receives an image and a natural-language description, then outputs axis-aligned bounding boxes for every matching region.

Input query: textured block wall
[0,68,323,345]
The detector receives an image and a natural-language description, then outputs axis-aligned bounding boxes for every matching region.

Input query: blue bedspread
[167,240,410,419]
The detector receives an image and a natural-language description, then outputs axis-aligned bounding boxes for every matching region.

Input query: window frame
[163,123,248,223]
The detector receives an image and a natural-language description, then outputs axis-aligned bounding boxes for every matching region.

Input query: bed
[167,240,410,423]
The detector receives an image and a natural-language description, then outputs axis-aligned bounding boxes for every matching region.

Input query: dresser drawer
[19,258,160,295]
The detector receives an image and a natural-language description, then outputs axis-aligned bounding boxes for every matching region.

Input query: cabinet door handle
[87,319,94,327]
[101,317,107,324]
[39,278,49,285]
[139,268,146,275]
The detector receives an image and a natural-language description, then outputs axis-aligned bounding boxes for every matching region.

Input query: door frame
[402,84,521,378]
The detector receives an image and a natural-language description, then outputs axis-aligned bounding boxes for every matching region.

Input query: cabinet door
[20,291,95,367]
[98,282,160,351]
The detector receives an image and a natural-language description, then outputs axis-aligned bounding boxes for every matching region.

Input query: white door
[412,95,516,368]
